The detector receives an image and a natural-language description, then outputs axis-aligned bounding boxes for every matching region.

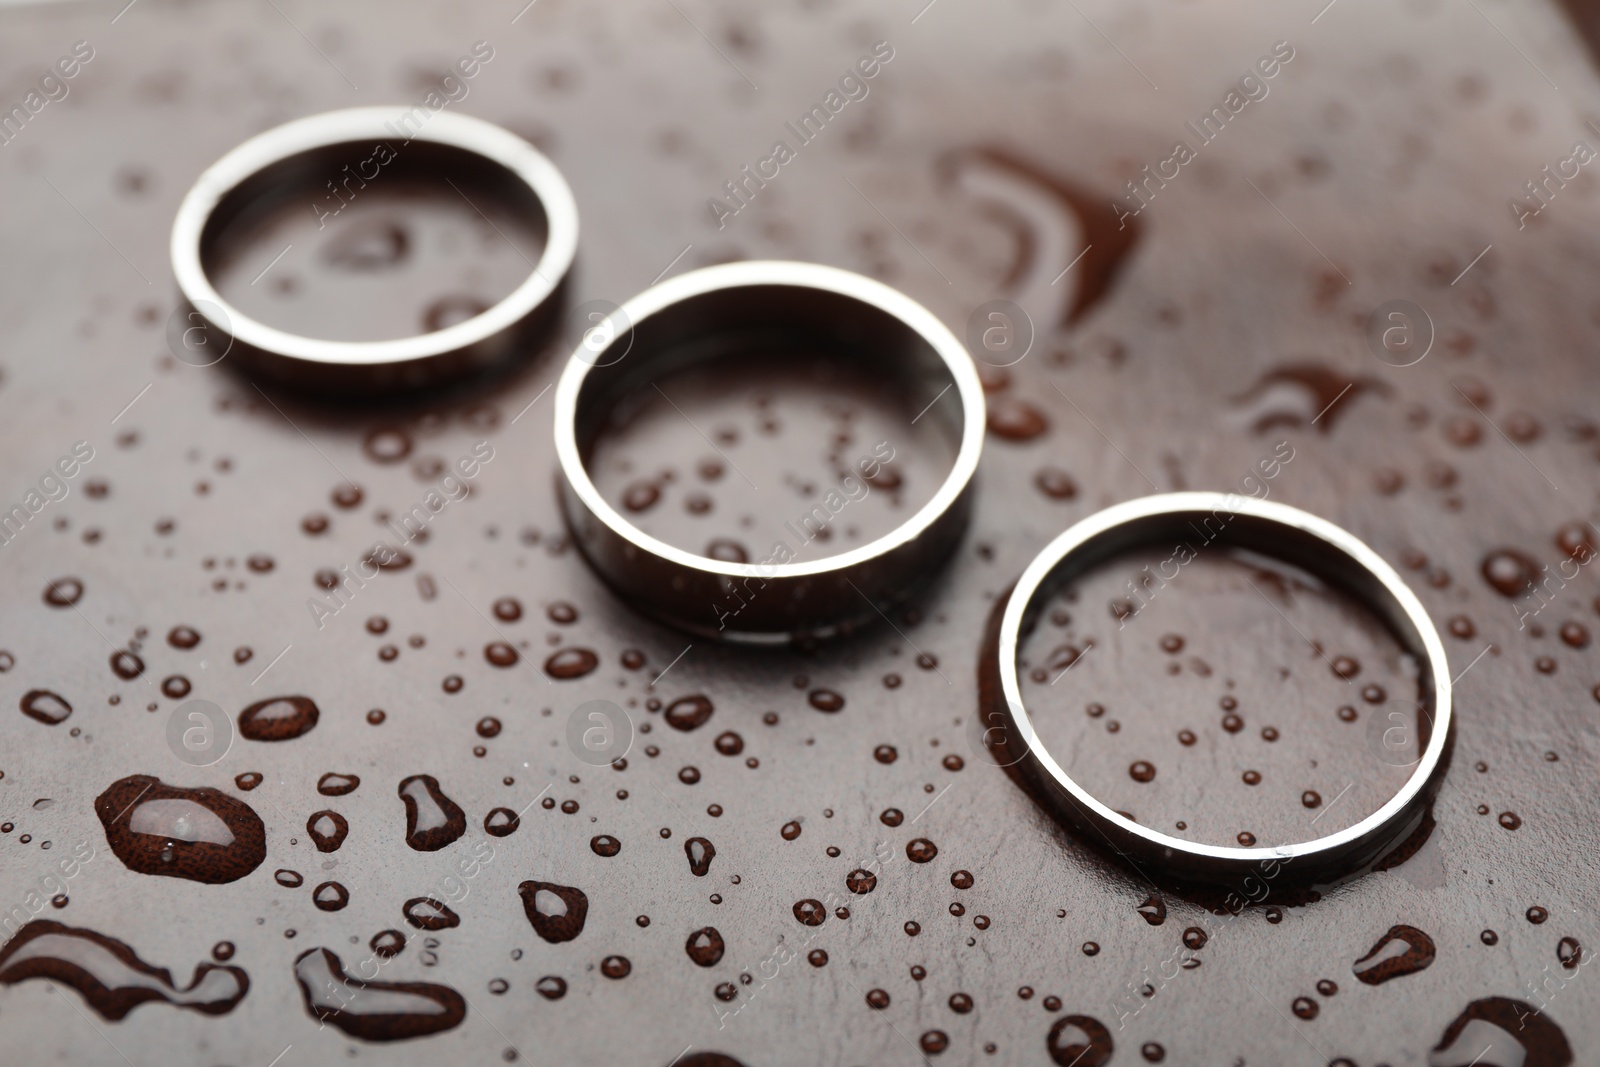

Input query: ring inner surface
[1014,509,1435,850]
[575,284,963,567]
[201,140,548,344]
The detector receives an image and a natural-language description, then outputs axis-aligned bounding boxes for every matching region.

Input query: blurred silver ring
[554,260,985,644]
[170,106,577,391]
[984,492,1452,883]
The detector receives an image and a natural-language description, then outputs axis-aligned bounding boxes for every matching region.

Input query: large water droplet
[307,811,349,853]
[665,695,714,731]
[685,926,725,966]
[1429,996,1571,1066]
[317,773,360,796]
[1353,924,1436,985]
[545,647,599,679]
[397,775,466,851]
[110,650,145,680]
[518,882,588,943]
[293,946,465,1041]
[685,836,716,877]
[237,696,320,742]
[0,920,249,1019]
[1047,1014,1113,1067]
[402,897,459,931]
[20,690,71,725]
[95,775,265,883]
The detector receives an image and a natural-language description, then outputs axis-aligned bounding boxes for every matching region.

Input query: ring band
[554,261,985,644]
[980,492,1453,883]
[170,107,578,392]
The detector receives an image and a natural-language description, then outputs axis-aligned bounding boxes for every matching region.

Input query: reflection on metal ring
[170,107,578,392]
[982,492,1453,884]
[554,261,986,644]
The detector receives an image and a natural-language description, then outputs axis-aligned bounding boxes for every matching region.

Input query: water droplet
[1527,906,1549,924]
[665,695,714,731]
[846,869,877,894]
[880,808,904,827]
[1481,549,1540,597]
[95,775,265,883]
[370,930,404,958]
[484,642,519,668]
[293,946,465,1041]
[1353,924,1436,985]
[622,481,661,512]
[1136,896,1166,926]
[275,869,304,888]
[0,920,248,1019]
[919,1029,949,1054]
[781,820,802,841]
[1129,761,1156,783]
[20,690,71,725]
[793,899,826,926]
[952,870,974,890]
[1429,996,1572,1067]
[867,988,891,1009]
[1557,936,1582,969]
[1291,995,1318,1019]
[110,650,145,680]
[403,897,459,931]
[43,578,84,607]
[685,836,716,876]
[1183,926,1207,950]
[685,927,725,966]
[317,773,360,796]
[808,689,845,712]
[313,881,350,911]
[1035,466,1077,499]
[988,397,1048,440]
[237,696,320,742]
[535,975,567,1000]
[519,882,588,943]
[1498,811,1522,831]
[307,811,349,852]
[484,808,520,837]
[600,955,630,979]
[397,775,466,851]
[545,647,599,679]
[906,838,938,863]
[1047,1014,1113,1067]
[325,219,409,271]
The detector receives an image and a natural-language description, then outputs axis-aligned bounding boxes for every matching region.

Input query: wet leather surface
[0,0,1597,1063]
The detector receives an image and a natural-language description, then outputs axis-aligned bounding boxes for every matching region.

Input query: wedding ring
[170,107,577,392]
[553,261,985,644]
[980,492,1453,883]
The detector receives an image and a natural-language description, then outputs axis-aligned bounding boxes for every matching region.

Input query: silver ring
[982,492,1452,883]
[170,107,578,391]
[554,261,985,644]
